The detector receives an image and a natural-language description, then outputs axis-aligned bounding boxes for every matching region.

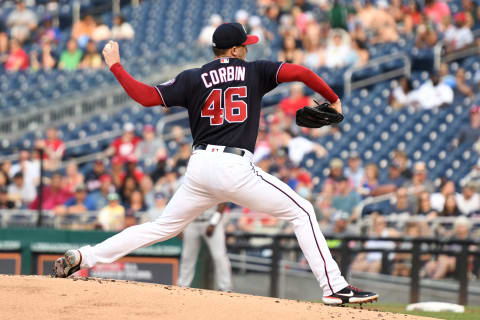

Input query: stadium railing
[224,232,480,305]
[344,53,411,96]
[1,207,479,303]
[434,29,480,70]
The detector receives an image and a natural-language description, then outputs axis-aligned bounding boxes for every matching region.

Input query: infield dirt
[0,275,437,320]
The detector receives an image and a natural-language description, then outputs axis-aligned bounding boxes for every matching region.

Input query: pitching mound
[1,275,435,320]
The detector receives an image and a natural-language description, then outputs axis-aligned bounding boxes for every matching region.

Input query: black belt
[193,144,245,156]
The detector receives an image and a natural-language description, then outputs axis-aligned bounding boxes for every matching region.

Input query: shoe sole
[349,295,379,304]
[52,258,68,278]
[323,295,379,306]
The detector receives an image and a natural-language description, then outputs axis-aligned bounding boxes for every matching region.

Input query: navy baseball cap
[212,22,259,49]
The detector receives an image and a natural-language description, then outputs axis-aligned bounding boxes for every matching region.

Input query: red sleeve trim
[110,63,164,107]
[277,63,339,103]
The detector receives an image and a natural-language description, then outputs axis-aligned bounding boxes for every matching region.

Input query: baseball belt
[193,144,245,156]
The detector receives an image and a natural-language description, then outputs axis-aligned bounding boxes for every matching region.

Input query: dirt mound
[0,275,435,320]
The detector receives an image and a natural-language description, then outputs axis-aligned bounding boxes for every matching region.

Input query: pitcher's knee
[290,199,316,223]
[150,220,186,237]
[297,198,315,216]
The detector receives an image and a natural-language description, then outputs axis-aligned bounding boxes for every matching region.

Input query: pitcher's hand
[331,98,342,115]
[103,40,120,68]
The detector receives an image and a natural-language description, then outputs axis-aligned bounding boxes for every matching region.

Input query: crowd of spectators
[0,122,180,231]
[196,1,480,111]
[0,0,135,72]
[1,0,480,281]
[4,96,479,279]
[253,0,476,69]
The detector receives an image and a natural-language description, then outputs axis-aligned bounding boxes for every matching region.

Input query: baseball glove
[296,100,344,128]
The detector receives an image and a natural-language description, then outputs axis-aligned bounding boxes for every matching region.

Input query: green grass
[360,303,480,320]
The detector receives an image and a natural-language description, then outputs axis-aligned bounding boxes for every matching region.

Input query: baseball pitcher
[54,22,378,305]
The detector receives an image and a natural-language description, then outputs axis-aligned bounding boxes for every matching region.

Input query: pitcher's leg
[228,164,347,296]
[80,183,217,268]
[204,222,232,291]
[177,223,203,287]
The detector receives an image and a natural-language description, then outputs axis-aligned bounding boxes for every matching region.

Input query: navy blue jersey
[155,58,283,153]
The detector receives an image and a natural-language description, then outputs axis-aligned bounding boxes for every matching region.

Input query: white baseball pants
[79,145,348,296]
[177,219,232,291]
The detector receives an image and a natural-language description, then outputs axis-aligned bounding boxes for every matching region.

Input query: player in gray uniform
[178,203,232,291]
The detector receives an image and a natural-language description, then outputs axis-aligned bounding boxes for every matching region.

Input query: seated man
[384,187,416,215]
[88,175,114,211]
[322,211,357,238]
[422,217,474,279]
[455,182,480,216]
[452,105,480,147]
[29,172,72,210]
[7,172,36,208]
[371,161,406,196]
[410,74,453,109]
[331,176,362,219]
[351,215,400,274]
[55,184,96,215]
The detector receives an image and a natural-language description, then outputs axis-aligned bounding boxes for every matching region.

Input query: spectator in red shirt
[279,83,312,117]
[29,172,73,210]
[424,0,451,26]
[125,155,144,183]
[5,38,29,71]
[107,122,141,162]
[111,156,126,189]
[35,127,65,171]
[404,0,423,33]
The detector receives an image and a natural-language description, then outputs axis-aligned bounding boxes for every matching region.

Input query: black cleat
[52,250,82,278]
[322,285,379,305]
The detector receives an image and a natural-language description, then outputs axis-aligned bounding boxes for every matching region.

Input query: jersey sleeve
[254,60,284,95]
[154,70,190,108]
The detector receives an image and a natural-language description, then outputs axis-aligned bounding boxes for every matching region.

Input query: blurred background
[0,0,479,307]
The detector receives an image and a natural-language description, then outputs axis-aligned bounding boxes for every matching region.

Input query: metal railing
[2,208,479,304]
[344,53,411,96]
[225,233,480,305]
[433,29,480,70]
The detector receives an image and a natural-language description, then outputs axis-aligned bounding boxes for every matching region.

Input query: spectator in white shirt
[7,1,37,43]
[455,182,480,216]
[111,15,135,40]
[284,130,327,166]
[445,12,474,52]
[91,18,111,42]
[431,179,456,212]
[344,151,365,189]
[198,14,222,46]
[9,150,40,188]
[325,29,351,68]
[7,172,36,208]
[410,74,454,109]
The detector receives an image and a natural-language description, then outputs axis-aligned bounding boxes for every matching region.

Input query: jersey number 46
[201,86,247,125]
